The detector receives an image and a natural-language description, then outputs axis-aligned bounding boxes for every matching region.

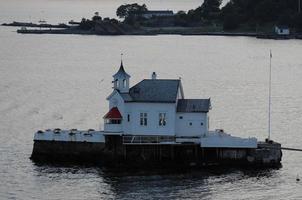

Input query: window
[127,114,130,122]
[140,113,147,126]
[159,113,167,126]
[105,119,121,124]
[201,122,203,126]
[189,122,192,126]
[123,79,126,88]
[179,116,183,119]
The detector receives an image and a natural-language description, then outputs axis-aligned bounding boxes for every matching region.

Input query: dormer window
[123,79,126,88]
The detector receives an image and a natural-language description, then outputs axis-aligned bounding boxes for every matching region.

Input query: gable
[103,107,122,119]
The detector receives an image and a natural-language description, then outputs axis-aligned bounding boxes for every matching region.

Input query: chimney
[152,72,157,80]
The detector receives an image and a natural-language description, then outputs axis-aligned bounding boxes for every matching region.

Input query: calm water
[1,0,302,199]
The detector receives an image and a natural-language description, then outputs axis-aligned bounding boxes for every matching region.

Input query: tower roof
[113,61,130,79]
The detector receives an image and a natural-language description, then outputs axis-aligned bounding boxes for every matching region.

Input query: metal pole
[268,50,272,140]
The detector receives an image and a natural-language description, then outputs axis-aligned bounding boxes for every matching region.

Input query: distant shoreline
[3,21,302,40]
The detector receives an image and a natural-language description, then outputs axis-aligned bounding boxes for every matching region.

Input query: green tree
[174,10,189,26]
[221,1,240,30]
[254,0,276,23]
[92,12,102,21]
[116,3,148,19]
[223,13,240,30]
[199,0,222,20]
[294,12,302,32]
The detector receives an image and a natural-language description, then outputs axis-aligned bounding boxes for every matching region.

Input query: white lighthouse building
[103,62,257,147]
[32,61,283,166]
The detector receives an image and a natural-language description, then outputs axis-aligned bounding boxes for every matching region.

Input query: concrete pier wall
[31,141,105,162]
[31,137,282,167]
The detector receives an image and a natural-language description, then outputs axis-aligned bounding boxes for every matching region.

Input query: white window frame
[159,112,167,126]
[140,112,147,126]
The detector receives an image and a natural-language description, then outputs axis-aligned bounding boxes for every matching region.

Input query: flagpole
[268,50,272,140]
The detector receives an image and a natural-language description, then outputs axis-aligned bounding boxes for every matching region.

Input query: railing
[123,135,175,145]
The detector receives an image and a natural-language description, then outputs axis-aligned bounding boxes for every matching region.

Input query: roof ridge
[179,98,210,100]
[143,79,180,81]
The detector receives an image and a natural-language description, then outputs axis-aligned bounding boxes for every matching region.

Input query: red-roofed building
[103,107,122,125]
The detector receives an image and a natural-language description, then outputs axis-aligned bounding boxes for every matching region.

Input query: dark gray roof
[126,79,180,103]
[177,99,211,113]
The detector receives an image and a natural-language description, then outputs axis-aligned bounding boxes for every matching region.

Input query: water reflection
[31,161,282,200]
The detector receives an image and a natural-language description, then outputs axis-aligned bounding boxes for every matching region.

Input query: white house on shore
[130,10,174,19]
[140,10,174,19]
[102,62,257,148]
[274,25,290,35]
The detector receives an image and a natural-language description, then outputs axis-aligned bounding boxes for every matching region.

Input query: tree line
[116,0,302,31]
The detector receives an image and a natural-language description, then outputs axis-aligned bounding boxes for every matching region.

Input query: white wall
[108,91,125,115]
[175,112,208,137]
[124,102,176,136]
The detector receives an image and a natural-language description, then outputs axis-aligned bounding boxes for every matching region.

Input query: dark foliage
[116,3,148,19]
[113,0,302,32]
[222,0,302,30]
[79,18,94,30]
